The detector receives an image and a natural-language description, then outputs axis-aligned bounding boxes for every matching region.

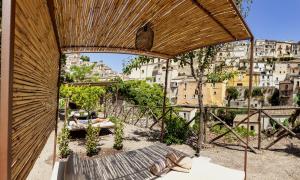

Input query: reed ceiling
[53,0,252,58]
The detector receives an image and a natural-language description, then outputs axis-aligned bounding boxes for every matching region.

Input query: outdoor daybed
[67,118,115,131]
[51,143,244,180]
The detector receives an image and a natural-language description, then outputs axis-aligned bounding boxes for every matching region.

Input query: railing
[105,101,300,153]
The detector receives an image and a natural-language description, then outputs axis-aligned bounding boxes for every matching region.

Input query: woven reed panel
[12,0,59,179]
[54,0,251,58]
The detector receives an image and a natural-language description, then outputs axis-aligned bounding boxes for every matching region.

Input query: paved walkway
[27,129,55,180]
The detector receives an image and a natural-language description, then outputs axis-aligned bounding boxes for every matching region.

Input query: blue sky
[84,0,300,73]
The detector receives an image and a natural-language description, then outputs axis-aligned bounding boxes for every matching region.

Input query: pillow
[166,152,192,170]
[171,166,190,173]
[177,156,192,170]
[166,152,180,164]
[150,159,170,176]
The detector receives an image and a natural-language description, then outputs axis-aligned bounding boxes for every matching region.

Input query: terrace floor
[28,121,300,180]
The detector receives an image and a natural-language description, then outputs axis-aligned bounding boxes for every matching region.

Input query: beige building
[276,42,293,58]
[176,78,226,107]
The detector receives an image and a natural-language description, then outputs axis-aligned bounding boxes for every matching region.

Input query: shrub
[234,126,256,138]
[110,116,124,150]
[164,117,189,145]
[86,121,100,156]
[58,123,71,158]
[211,124,256,142]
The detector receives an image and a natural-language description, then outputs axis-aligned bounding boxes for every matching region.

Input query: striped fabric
[70,143,189,180]
[149,159,169,176]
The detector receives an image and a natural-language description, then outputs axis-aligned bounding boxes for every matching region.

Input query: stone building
[279,80,294,105]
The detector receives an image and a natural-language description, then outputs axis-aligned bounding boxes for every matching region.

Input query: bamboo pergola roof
[54,0,253,58]
[0,0,253,180]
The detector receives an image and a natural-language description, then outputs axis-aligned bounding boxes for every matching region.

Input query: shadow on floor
[270,144,300,158]
[70,128,112,139]
[130,129,160,142]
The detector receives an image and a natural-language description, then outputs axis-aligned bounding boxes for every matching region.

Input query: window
[297,81,299,87]
[142,70,144,74]
[184,83,187,90]
[184,95,187,99]
[183,113,187,119]
[250,126,255,131]
[237,83,243,86]
[195,90,198,95]
[285,85,288,90]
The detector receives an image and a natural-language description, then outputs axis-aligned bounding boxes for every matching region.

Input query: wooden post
[258,109,262,150]
[204,107,208,143]
[47,0,62,168]
[161,59,170,142]
[0,1,16,179]
[244,38,255,180]
[104,93,107,118]
[65,98,69,123]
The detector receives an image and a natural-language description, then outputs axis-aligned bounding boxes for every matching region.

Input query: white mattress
[68,120,114,131]
[159,156,244,180]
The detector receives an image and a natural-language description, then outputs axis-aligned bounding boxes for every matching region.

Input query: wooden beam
[244,38,255,179]
[265,125,300,150]
[0,0,16,179]
[228,0,254,38]
[261,110,296,136]
[47,0,61,53]
[191,0,236,40]
[161,59,170,142]
[46,0,62,168]
[209,111,258,144]
[210,112,257,153]
[257,109,262,150]
[61,46,173,59]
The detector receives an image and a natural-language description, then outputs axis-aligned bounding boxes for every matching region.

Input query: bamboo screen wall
[11,0,60,179]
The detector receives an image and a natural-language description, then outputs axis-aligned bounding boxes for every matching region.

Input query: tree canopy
[226,87,239,106]
[69,64,95,82]
[80,55,90,62]
[60,85,105,113]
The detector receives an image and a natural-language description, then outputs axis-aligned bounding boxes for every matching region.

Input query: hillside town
[64,53,120,81]
[127,39,300,109]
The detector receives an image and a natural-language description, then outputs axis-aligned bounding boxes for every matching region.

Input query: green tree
[80,55,90,62]
[110,117,124,150]
[58,123,71,158]
[70,64,95,82]
[86,121,100,156]
[71,86,105,115]
[252,87,263,97]
[226,87,239,107]
[269,88,280,106]
[122,56,153,75]
[107,79,166,117]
